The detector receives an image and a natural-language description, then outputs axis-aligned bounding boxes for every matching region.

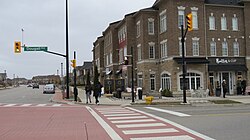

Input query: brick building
[93,0,250,96]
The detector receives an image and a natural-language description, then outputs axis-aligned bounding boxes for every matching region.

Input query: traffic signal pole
[181,25,188,103]
[65,0,70,99]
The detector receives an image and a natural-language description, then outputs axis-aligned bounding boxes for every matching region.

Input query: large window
[160,10,167,33]
[210,39,216,56]
[178,6,185,28]
[150,74,156,91]
[191,7,198,29]
[179,37,186,56]
[222,39,228,56]
[160,40,167,58]
[233,40,239,56]
[221,14,227,30]
[137,44,142,61]
[148,18,155,35]
[180,72,201,90]
[192,37,199,56]
[138,74,143,88]
[161,73,171,90]
[209,13,215,30]
[136,21,141,37]
[149,42,155,59]
[232,14,238,31]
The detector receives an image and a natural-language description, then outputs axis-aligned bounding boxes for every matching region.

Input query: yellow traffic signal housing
[71,59,76,68]
[14,41,21,53]
[186,13,193,31]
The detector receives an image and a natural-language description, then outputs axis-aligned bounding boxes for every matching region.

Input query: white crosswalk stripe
[130,135,195,140]
[112,119,156,124]
[123,128,178,135]
[145,107,191,117]
[3,104,16,107]
[36,104,47,107]
[116,123,165,128]
[52,104,62,107]
[0,103,63,107]
[20,104,32,107]
[108,115,148,120]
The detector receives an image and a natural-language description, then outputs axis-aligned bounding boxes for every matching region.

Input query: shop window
[161,73,171,90]
[180,72,201,90]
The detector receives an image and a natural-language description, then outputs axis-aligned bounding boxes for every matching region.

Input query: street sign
[24,46,48,52]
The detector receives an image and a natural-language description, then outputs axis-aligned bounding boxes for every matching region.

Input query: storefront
[208,57,248,95]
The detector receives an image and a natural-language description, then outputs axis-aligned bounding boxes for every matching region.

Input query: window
[160,40,167,58]
[180,72,201,90]
[233,39,239,56]
[161,73,171,90]
[148,18,155,35]
[209,13,215,30]
[118,26,126,43]
[149,42,155,59]
[210,39,216,56]
[221,14,227,30]
[179,37,186,56]
[192,37,199,56]
[150,74,155,91]
[222,39,228,56]
[160,10,167,33]
[137,44,142,61]
[232,14,238,31]
[136,21,141,37]
[110,52,112,64]
[178,6,185,28]
[138,74,143,88]
[119,49,124,63]
[191,7,198,29]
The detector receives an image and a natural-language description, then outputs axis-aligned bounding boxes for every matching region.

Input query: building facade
[93,0,250,96]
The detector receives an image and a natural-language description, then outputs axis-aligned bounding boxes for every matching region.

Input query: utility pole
[73,51,78,102]
[181,25,187,103]
[131,46,135,103]
[65,0,70,99]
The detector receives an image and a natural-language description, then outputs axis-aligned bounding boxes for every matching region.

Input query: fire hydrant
[145,96,154,105]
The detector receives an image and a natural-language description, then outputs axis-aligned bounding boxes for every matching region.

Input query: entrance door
[221,72,230,95]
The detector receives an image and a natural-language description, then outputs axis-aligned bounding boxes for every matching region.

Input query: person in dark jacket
[241,79,246,95]
[94,82,103,105]
[85,84,92,104]
[222,79,227,98]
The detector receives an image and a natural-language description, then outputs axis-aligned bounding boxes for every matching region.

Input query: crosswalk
[88,106,215,140]
[0,103,64,107]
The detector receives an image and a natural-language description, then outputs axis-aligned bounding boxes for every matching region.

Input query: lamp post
[65,0,70,99]
[131,46,135,103]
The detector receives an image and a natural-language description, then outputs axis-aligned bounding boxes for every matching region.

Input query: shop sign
[216,58,237,64]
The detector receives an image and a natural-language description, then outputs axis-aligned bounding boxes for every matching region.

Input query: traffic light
[186,13,193,31]
[71,59,76,68]
[124,56,128,65]
[14,41,21,53]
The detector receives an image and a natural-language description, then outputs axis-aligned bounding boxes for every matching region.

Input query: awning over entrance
[173,57,209,64]
[208,65,248,71]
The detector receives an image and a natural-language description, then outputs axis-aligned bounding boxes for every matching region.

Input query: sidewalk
[52,87,250,106]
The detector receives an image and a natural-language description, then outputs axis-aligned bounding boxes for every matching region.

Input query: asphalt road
[133,105,250,140]
[0,85,53,104]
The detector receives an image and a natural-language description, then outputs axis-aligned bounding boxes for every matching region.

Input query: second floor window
[137,44,142,61]
[160,10,167,33]
[222,40,228,56]
[148,18,155,35]
[149,43,155,59]
[191,7,198,29]
[136,21,141,37]
[178,9,185,28]
[221,14,227,30]
[232,14,238,31]
[210,40,216,56]
[209,13,215,30]
[192,38,199,56]
[233,40,239,56]
[160,40,167,58]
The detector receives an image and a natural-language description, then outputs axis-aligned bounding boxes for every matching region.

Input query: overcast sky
[0,0,155,79]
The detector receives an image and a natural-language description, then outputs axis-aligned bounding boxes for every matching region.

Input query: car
[27,84,32,87]
[32,83,39,89]
[43,84,55,94]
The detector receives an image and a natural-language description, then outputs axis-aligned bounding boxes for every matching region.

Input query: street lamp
[65,0,70,99]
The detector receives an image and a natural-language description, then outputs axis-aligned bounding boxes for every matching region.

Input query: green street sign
[24,46,48,52]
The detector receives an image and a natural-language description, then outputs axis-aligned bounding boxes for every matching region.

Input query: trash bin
[117,88,122,99]
[215,88,221,97]
[138,89,143,100]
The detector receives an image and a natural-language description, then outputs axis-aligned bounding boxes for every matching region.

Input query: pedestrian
[241,79,246,95]
[94,81,103,105]
[222,79,227,98]
[85,84,92,104]
[236,78,242,95]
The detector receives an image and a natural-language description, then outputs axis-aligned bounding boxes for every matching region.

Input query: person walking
[241,79,246,95]
[94,81,103,105]
[222,79,227,98]
[85,84,92,104]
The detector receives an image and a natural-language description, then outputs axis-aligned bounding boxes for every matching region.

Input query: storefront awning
[209,65,248,71]
[173,57,209,64]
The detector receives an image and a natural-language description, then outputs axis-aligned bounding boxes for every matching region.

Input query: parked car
[43,84,55,94]
[32,83,39,89]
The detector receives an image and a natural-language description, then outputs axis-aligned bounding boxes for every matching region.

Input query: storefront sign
[216,58,237,64]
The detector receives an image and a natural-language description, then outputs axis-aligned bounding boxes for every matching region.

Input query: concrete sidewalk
[52,87,250,106]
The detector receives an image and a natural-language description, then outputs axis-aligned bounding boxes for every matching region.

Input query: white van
[43,84,55,94]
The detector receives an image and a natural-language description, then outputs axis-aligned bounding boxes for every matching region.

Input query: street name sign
[24,46,48,52]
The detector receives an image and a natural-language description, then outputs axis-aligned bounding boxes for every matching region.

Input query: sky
[0,0,156,79]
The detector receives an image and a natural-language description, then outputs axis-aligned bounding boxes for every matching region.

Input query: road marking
[3,104,16,107]
[145,107,191,117]
[104,113,140,117]
[52,104,62,107]
[108,116,148,120]
[112,119,156,124]
[36,104,47,107]
[123,128,178,135]
[86,106,122,140]
[20,104,32,107]
[116,123,165,128]
[101,111,135,114]
[96,107,123,111]
[130,135,195,140]
[127,107,215,140]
